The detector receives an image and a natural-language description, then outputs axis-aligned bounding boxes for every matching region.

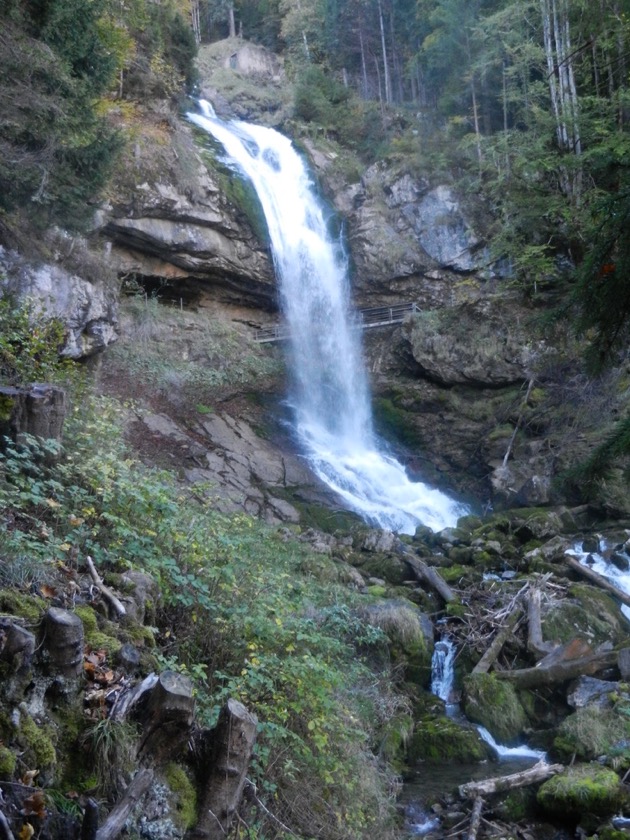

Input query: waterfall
[189,101,467,534]
[430,637,546,761]
[431,638,456,704]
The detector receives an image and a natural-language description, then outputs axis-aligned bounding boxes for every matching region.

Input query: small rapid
[188,101,467,534]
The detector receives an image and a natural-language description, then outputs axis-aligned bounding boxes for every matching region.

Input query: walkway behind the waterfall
[253,301,420,343]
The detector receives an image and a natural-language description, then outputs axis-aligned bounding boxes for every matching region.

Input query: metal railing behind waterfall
[253,301,419,343]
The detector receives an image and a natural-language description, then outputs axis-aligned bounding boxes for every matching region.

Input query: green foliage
[0,390,403,839]
[0,6,121,228]
[294,66,386,159]
[0,297,67,386]
[82,718,138,801]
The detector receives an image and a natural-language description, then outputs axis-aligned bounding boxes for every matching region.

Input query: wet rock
[567,677,617,710]
[462,672,528,744]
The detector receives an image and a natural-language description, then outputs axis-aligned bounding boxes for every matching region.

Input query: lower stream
[403,638,544,836]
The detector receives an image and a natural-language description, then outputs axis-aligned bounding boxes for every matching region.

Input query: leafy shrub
[0,297,67,386]
[0,391,403,839]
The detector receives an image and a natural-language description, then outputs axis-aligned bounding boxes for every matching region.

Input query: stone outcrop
[0,244,118,358]
[102,171,275,309]
[132,407,309,524]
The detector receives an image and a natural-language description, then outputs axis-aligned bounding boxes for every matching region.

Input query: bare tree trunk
[401,550,457,604]
[495,647,617,689]
[96,770,154,840]
[472,605,524,674]
[359,29,369,99]
[228,2,236,38]
[377,0,392,105]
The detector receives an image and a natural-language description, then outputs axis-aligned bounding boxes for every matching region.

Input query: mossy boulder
[553,706,630,765]
[361,599,433,684]
[408,713,492,764]
[542,583,629,647]
[462,673,528,743]
[0,744,16,778]
[537,764,627,821]
[74,605,123,654]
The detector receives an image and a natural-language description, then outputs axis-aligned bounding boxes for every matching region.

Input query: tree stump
[41,608,84,679]
[0,384,66,444]
[191,699,258,840]
[137,671,195,764]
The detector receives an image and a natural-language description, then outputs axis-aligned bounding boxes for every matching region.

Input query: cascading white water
[189,101,467,534]
[431,638,456,704]
[430,637,546,761]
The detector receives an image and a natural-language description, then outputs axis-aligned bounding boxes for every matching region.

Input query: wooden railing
[253,301,419,343]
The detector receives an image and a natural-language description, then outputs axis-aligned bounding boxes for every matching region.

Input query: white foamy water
[189,101,467,534]
[431,637,546,761]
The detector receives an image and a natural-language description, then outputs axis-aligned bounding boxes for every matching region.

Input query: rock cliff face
[3,37,620,516]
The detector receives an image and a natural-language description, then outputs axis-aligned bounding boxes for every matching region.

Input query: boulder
[537,764,627,821]
[462,672,528,744]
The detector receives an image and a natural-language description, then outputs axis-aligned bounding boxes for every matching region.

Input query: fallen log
[473,604,524,674]
[564,555,630,609]
[466,797,484,840]
[494,648,617,689]
[401,552,457,604]
[95,769,153,840]
[459,760,564,799]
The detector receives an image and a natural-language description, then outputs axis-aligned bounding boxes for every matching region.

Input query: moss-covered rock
[554,706,630,765]
[407,713,492,764]
[74,605,123,654]
[542,583,629,648]
[462,673,527,743]
[14,706,57,769]
[0,590,46,622]
[537,764,627,821]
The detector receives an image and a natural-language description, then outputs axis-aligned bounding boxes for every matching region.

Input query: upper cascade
[188,101,467,533]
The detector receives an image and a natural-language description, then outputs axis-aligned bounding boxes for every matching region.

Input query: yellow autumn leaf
[19,824,35,840]
[45,498,61,508]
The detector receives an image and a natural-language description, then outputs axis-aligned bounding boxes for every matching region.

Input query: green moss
[74,606,122,654]
[0,590,46,622]
[373,397,424,448]
[0,394,14,422]
[543,583,627,647]
[367,584,388,598]
[164,763,197,829]
[0,744,16,778]
[463,673,527,743]
[408,714,491,764]
[537,764,626,819]
[17,709,56,768]
[445,602,467,619]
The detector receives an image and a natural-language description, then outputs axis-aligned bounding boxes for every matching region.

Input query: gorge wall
[2,37,625,521]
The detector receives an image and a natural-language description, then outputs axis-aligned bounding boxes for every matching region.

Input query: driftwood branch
[86,556,127,618]
[459,760,564,799]
[401,552,457,603]
[467,797,484,840]
[473,604,524,674]
[527,588,557,660]
[564,555,630,608]
[95,769,154,840]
